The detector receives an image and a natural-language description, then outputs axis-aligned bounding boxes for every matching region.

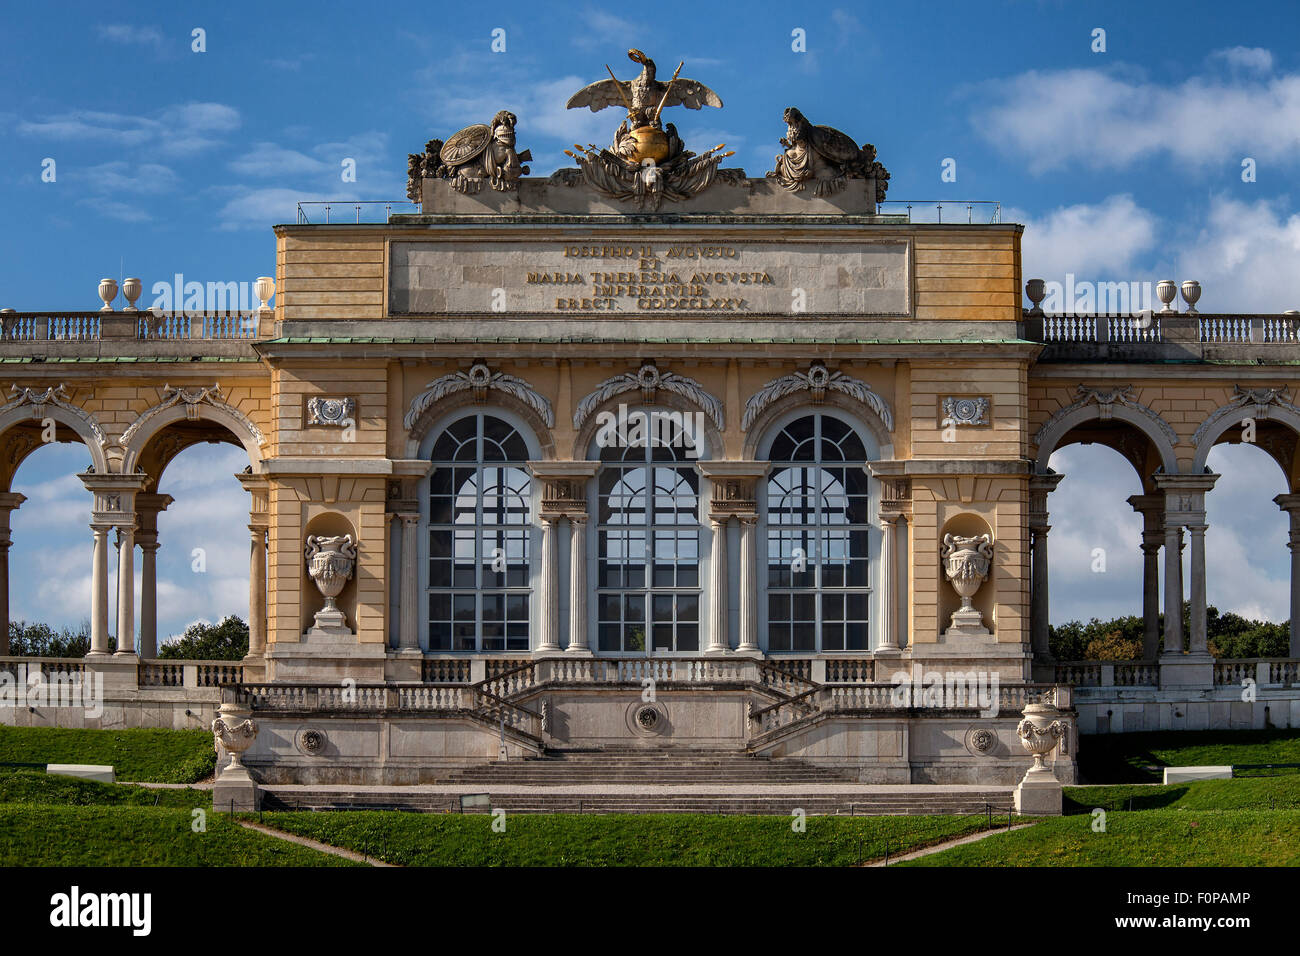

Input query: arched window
[764,413,871,652]
[596,436,700,653]
[426,413,532,652]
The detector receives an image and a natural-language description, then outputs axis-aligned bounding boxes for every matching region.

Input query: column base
[565,644,594,656]
[733,646,763,659]
[703,647,732,657]
[531,646,565,659]
[873,646,903,659]
[1158,652,1214,689]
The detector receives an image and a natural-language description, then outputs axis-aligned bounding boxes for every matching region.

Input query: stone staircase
[440,749,858,786]
[260,749,1013,815]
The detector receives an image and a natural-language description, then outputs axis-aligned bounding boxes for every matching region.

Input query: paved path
[236,820,397,867]
[869,823,1036,866]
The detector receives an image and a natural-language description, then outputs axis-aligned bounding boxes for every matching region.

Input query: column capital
[530,460,598,520]
[697,461,768,521]
[394,511,420,527]
[1153,472,1219,523]
[1274,492,1300,515]
[0,491,27,513]
[80,472,148,526]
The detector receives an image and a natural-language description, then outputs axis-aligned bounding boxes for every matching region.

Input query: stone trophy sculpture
[406,111,532,198]
[304,533,358,635]
[940,532,994,635]
[767,107,891,200]
[1014,697,1068,814]
[562,48,734,210]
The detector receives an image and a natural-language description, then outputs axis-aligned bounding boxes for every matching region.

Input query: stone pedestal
[1013,764,1063,815]
[1158,652,1215,689]
[212,764,261,813]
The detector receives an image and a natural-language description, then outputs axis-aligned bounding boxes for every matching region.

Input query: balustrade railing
[824,659,875,683]
[1032,312,1300,346]
[421,659,473,684]
[0,311,263,344]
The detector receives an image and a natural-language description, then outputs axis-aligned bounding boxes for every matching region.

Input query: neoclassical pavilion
[2,77,1298,787]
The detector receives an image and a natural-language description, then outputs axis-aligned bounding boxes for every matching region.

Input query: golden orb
[626,126,670,163]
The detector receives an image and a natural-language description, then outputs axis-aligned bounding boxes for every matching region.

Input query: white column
[89,525,111,655]
[706,516,729,654]
[877,514,901,654]
[567,515,590,653]
[537,516,561,653]
[1274,494,1300,658]
[0,493,23,657]
[248,525,268,657]
[115,524,136,656]
[737,515,759,653]
[398,513,419,651]
[1162,521,1184,654]
[1188,523,1209,655]
[138,533,159,658]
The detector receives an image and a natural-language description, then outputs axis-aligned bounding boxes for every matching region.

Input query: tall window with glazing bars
[427,414,531,651]
[764,413,871,652]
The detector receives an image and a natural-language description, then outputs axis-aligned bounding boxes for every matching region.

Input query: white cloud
[1209,46,1274,74]
[17,101,240,157]
[1010,194,1159,284]
[1175,195,1300,312]
[975,63,1300,172]
[96,24,166,48]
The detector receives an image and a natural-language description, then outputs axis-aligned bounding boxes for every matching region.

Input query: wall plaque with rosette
[941,396,990,427]
[306,396,356,427]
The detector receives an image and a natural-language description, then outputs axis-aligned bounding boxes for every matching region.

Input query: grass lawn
[0,805,361,866]
[257,810,997,866]
[0,770,209,809]
[1065,774,1300,814]
[1079,729,1300,783]
[899,810,1300,866]
[0,726,215,783]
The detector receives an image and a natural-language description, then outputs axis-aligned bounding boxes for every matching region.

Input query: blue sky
[1,0,1298,640]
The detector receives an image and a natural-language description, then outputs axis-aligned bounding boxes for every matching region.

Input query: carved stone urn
[305,533,358,632]
[121,277,142,312]
[1156,279,1178,313]
[211,701,259,773]
[255,276,275,311]
[1013,698,1067,815]
[97,278,118,312]
[941,532,994,633]
[1016,700,1067,771]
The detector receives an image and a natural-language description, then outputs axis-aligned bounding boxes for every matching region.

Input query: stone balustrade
[1055,658,1298,689]
[0,310,270,360]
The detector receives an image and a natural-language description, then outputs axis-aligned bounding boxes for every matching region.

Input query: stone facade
[3,99,1299,792]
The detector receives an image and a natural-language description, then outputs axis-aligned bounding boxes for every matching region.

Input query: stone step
[261,788,1013,816]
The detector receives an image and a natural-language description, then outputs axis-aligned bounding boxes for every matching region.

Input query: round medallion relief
[295,727,326,756]
[964,725,998,757]
[625,700,669,737]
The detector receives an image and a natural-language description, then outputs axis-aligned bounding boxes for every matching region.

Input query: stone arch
[120,389,265,477]
[743,390,894,461]
[1191,393,1300,486]
[0,397,110,488]
[405,388,555,461]
[1033,390,1179,477]
[572,388,725,462]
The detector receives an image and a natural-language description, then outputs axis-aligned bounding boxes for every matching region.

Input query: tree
[6,620,105,657]
[1051,605,1290,660]
[157,616,249,661]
